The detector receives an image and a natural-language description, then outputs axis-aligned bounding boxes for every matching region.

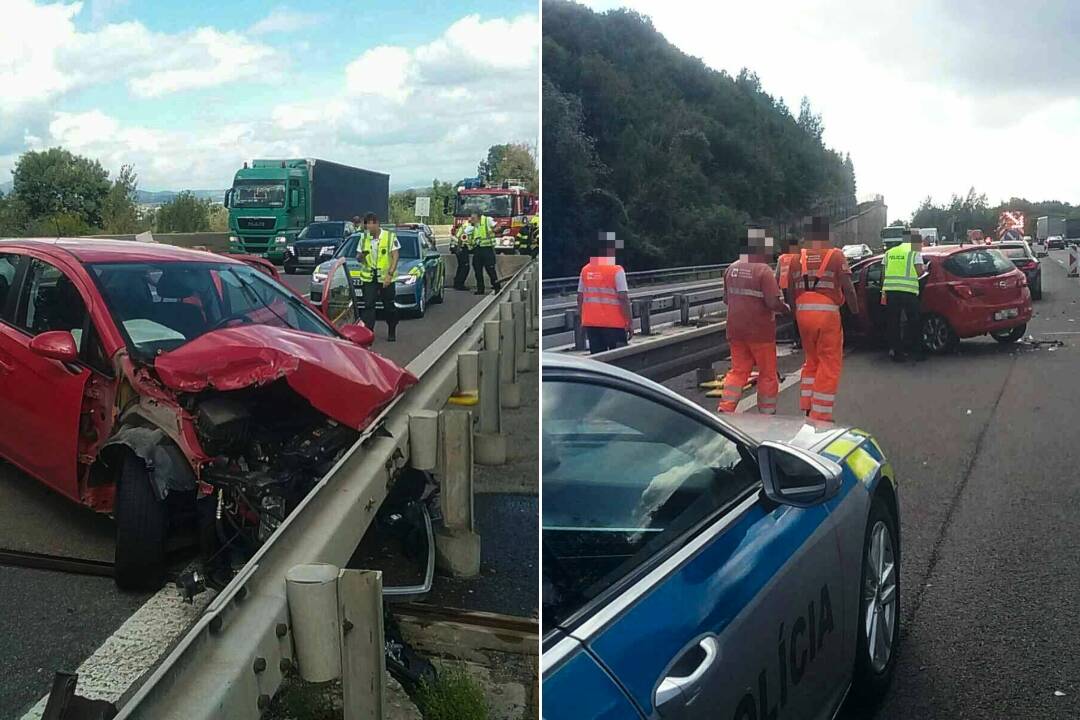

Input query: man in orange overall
[775,234,802,349]
[577,232,633,354]
[718,228,790,415]
[784,217,859,422]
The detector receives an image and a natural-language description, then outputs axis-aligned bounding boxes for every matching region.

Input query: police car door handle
[654,635,720,709]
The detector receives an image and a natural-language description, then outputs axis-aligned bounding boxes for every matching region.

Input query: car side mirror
[223,188,232,208]
[757,441,843,507]
[29,330,79,363]
[339,323,375,348]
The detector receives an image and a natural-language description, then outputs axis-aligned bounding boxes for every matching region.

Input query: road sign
[414,197,431,218]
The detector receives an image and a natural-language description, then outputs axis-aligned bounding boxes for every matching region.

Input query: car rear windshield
[943,249,1015,278]
[996,246,1030,260]
[88,261,335,358]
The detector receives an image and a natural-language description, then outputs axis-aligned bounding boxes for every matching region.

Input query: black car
[283,221,356,274]
[993,241,1042,300]
[1047,235,1065,250]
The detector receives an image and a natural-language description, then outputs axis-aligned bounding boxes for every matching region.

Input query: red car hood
[154,325,418,430]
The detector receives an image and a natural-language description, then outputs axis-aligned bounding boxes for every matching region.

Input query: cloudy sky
[0,0,538,192]
[585,0,1080,221]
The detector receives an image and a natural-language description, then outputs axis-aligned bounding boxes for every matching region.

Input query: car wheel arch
[99,424,197,501]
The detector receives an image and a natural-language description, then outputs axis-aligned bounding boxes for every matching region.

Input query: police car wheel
[850,495,899,705]
[412,284,427,318]
[430,272,445,304]
[283,262,297,275]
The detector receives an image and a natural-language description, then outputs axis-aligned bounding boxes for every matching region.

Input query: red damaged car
[846,244,1033,353]
[0,239,416,589]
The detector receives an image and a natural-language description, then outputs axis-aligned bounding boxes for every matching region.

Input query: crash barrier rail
[542,262,731,296]
[109,260,539,720]
[543,282,727,350]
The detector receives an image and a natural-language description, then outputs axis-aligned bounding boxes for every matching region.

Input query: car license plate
[993,308,1018,321]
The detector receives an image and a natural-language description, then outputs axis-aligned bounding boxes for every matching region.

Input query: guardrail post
[566,309,586,351]
[511,297,530,372]
[634,299,653,336]
[408,411,439,471]
[435,410,480,577]
[475,341,506,465]
[499,304,521,408]
[285,563,343,683]
[339,569,385,720]
[447,351,479,406]
[676,294,690,326]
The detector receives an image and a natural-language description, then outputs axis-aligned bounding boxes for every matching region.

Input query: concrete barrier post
[475,348,506,465]
[339,569,385,720]
[566,309,586,351]
[408,411,439,471]
[512,299,529,372]
[499,304,521,408]
[435,410,480,577]
[285,563,343,683]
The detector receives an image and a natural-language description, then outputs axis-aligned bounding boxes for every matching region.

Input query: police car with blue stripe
[543,354,900,719]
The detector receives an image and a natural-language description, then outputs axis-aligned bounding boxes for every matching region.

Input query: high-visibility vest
[777,252,798,290]
[793,248,845,307]
[455,222,473,247]
[579,261,627,329]
[473,216,495,247]
[358,229,397,282]
[882,243,920,295]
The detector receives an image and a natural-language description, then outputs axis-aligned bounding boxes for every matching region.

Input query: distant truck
[447,179,537,254]
[916,227,939,245]
[1066,218,1080,246]
[1036,215,1065,243]
[225,158,389,263]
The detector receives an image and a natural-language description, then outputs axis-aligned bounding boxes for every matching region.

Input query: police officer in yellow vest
[882,230,925,362]
[357,211,401,342]
[469,211,501,295]
[451,219,473,290]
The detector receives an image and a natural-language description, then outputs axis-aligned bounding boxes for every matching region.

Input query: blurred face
[470,213,479,225]
[741,230,775,262]
[365,218,380,234]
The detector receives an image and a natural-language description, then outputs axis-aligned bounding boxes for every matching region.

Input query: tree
[12,148,110,228]
[101,164,140,233]
[478,143,538,192]
[155,192,211,233]
[797,97,824,143]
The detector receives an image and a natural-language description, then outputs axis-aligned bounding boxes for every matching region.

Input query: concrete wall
[832,199,888,250]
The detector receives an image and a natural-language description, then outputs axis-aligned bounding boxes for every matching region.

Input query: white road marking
[734,369,803,413]
[20,585,215,719]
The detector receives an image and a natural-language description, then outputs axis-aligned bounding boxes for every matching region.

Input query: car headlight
[312,270,327,283]
[275,235,287,245]
[395,275,417,285]
[229,235,240,243]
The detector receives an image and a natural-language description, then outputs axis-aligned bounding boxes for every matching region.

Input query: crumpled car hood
[154,325,418,430]
[721,414,849,454]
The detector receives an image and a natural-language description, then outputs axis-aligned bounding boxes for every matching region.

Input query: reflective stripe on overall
[796,248,843,422]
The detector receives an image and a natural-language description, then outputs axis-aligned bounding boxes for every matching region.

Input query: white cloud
[345,46,416,103]
[248,7,323,35]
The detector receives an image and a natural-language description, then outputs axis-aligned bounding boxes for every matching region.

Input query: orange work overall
[792,249,845,422]
[718,262,780,415]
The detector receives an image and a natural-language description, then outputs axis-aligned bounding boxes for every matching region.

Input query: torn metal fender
[153,325,418,430]
[100,426,197,501]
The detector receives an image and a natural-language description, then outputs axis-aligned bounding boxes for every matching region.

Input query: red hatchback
[846,244,1033,353]
[0,239,414,589]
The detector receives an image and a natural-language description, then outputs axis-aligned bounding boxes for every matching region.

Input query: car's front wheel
[114,453,167,591]
[922,314,958,354]
[850,494,900,706]
[991,324,1026,344]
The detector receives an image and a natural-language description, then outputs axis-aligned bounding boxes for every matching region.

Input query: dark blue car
[542,354,901,719]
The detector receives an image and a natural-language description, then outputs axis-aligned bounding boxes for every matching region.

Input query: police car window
[542,380,757,631]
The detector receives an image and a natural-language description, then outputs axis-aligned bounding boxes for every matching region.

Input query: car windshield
[298,223,344,240]
[89,261,335,358]
[943,249,1016,278]
[455,194,512,217]
[542,379,757,631]
[231,180,285,208]
[332,231,421,260]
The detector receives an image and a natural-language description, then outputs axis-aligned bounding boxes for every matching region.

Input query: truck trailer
[1036,215,1065,242]
[1066,218,1080,246]
[225,158,389,262]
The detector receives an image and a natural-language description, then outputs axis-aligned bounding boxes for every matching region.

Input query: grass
[264,678,338,720]
[415,664,490,720]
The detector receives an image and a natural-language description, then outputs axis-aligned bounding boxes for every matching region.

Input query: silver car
[542,353,900,719]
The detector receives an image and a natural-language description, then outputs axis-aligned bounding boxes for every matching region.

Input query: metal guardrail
[113,260,537,720]
[542,263,731,296]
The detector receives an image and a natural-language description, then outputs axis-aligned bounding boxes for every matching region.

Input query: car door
[543,632,645,719]
[0,251,28,461]
[0,255,103,500]
[542,374,849,720]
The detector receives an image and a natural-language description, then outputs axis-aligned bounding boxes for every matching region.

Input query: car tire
[991,324,1026,344]
[849,494,900,707]
[114,453,168,591]
[412,283,427,318]
[921,314,958,354]
[430,272,445,304]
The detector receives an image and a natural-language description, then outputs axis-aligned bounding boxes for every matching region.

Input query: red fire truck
[449,179,538,254]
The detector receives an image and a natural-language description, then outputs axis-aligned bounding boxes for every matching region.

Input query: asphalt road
[0,267,493,719]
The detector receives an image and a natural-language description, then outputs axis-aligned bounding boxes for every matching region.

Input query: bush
[415,664,489,720]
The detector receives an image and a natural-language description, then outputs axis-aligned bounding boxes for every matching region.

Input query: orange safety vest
[793,248,845,307]
[580,261,628,328]
[777,252,798,290]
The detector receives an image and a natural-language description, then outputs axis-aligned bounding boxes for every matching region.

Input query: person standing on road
[451,219,473,290]
[785,216,859,422]
[470,211,501,294]
[357,212,400,342]
[776,234,803,349]
[882,230,926,362]
[578,232,633,354]
[718,228,790,415]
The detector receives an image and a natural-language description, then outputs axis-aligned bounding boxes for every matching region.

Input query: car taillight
[949,284,974,299]
[1020,261,1038,271]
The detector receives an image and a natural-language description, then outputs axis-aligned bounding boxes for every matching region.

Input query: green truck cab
[225,158,389,264]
